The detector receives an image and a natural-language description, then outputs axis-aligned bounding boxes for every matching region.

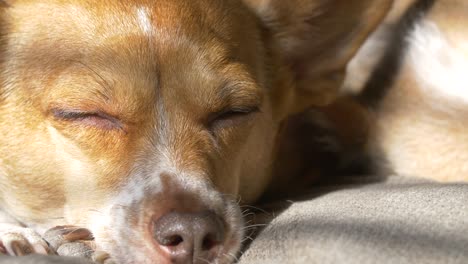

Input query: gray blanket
[2,176,467,264]
[239,176,468,264]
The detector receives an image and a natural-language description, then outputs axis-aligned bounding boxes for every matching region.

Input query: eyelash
[51,109,123,131]
[208,106,260,130]
[51,106,259,132]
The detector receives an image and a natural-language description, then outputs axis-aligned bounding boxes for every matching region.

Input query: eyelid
[205,105,261,134]
[217,105,260,116]
[52,108,113,120]
[52,109,93,119]
[51,108,124,130]
[209,105,260,122]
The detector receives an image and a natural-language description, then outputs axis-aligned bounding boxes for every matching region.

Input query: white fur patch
[47,126,96,196]
[136,7,153,35]
[344,23,394,94]
[408,20,468,105]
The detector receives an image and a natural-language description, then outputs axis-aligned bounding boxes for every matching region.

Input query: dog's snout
[153,211,225,263]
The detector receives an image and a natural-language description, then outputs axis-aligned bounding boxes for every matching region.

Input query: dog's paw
[43,226,114,263]
[0,224,51,256]
[43,226,93,253]
[43,226,94,258]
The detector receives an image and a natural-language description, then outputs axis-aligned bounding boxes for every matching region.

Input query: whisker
[241,212,255,219]
[241,209,251,215]
[223,252,239,262]
[241,223,267,230]
[195,256,211,264]
[243,219,253,226]
[238,205,269,214]
[241,235,255,243]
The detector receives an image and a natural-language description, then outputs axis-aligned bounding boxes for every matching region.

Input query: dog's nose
[153,211,225,264]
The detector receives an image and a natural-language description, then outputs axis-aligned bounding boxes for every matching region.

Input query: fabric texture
[239,176,468,264]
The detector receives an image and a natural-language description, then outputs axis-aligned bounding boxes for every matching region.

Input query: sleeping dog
[0,0,390,263]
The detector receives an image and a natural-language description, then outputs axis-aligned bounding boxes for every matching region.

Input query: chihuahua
[0,0,390,263]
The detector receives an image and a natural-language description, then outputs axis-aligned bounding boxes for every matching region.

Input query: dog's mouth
[84,174,244,264]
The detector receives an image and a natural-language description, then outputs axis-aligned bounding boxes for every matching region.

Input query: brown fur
[0,0,390,263]
[344,0,468,182]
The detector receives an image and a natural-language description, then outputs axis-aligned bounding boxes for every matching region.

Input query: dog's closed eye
[51,108,124,131]
[208,106,260,132]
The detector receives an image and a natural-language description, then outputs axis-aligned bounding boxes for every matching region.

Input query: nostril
[201,234,219,251]
[162,235,184,247]
[196,213,225,251]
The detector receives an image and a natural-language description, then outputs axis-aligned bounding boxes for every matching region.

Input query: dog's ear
[244,0,393,113]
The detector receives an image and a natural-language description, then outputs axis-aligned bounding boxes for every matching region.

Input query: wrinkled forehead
[8,0,245,40]
[5,0,265,110]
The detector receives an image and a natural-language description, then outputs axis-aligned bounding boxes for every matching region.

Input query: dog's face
[0,0,390,263]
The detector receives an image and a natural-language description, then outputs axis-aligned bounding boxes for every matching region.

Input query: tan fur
[345,0,468,182]
[0,0,390,263]
[373,66,468,182]
[244,0,393,111]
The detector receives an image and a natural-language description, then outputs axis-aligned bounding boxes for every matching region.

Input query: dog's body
[0,0,390,263]
[344,0,468,182]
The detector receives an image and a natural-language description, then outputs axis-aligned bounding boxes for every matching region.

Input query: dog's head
[0,0,390,263]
